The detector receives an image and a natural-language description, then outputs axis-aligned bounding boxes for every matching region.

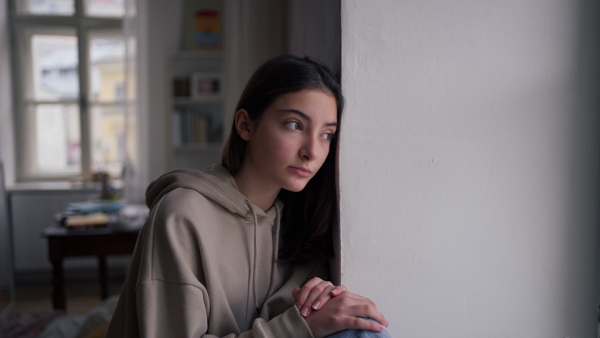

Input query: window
[8,0,135,181]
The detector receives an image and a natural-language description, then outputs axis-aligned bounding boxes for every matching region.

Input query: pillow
[75,295,119,338]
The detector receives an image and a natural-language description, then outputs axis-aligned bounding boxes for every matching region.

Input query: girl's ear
[234,109,253,141]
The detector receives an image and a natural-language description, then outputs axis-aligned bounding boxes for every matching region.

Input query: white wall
[339,1,600,337]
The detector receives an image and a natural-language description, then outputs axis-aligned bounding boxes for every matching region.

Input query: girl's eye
[323,132,336,141]
[284,121,301,130]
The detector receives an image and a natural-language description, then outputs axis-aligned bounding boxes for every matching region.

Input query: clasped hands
[292,277,389,338]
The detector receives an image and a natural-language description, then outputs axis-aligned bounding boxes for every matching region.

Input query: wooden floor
[0,275,124,315]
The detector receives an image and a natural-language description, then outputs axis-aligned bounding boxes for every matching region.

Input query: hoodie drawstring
[245,200,280,317]
[245,200,261,315]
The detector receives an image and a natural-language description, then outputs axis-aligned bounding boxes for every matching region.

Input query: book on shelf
[172,109,211,146]
[192,112,210,143]
[173,77,190,97]
[172,111,182,146]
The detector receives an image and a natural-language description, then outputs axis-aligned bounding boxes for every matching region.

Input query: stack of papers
[67,199,125,213]
[65,213,111,228]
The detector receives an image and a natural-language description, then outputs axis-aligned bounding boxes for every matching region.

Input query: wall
[0,0,14,293]
[0,165,10,292]
[10,189,101,271]
[141,0,182,183]
[226,0,287,127]
[339,1,599,337]
[287,0,340,73]
[142,0,288,184]
[0,1,15,185]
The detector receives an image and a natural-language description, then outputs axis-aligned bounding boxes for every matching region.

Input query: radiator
[10,189,97,272]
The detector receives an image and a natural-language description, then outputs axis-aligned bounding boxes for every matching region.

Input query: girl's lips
[288,166,312,178]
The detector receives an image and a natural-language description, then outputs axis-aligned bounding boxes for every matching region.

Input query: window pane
[18,0,75,15]
[124,103,138,165]
[32,104,81,173]
[30,34,79,101]
[89,34,125,102]
[125,37,137,101]
[90,105,126,177]
[85,0,124,17]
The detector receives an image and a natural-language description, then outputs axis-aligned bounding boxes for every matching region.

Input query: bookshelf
[168,51,225,170]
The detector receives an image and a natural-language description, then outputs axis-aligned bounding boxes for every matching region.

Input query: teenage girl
[107,54,390,338]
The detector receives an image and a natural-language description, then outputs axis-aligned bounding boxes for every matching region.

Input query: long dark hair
[221,54,344,264]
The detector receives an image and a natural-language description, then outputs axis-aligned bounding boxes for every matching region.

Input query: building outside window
[8,0,136,181]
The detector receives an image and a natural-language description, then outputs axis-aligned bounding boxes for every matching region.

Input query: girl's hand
[303,290,389,338]
[292,277,347,317]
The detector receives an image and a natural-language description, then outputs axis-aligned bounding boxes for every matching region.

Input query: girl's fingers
[300,282,334,317]
[302,290,389,337]
[307,284,336,311]
[294,277,324,306]
[300,282,334,316]
[346,317,387,332]
[292,278,349,317]
[292,287,301,298]
[363,310,389,328]
[330,285,347,296]
[345,299,389,328]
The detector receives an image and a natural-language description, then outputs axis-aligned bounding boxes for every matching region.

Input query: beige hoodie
[107,165,326,337]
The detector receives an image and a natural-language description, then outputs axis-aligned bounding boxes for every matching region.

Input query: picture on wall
[182,0,224,51]
[190,72,222,99]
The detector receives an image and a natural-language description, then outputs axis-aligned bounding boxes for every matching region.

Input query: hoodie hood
[146,165,279,220]
[146,165,284,315]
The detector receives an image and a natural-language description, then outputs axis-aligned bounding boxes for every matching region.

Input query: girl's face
[241,89,338,193]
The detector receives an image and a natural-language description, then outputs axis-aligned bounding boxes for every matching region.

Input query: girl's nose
[299,136,317,161]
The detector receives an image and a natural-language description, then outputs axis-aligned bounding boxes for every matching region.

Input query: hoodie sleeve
[137,281,313,338]
[135,281,315,338]
[200,307,314,338]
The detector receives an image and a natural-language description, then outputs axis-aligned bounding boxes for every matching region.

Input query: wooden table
[41,224,140,311]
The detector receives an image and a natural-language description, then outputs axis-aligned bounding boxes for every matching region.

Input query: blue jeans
[326,318,391,338]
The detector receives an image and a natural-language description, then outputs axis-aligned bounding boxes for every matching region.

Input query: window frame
[7,0,126,182]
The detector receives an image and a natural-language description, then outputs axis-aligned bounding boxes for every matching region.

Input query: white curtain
[120,0,149,205]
